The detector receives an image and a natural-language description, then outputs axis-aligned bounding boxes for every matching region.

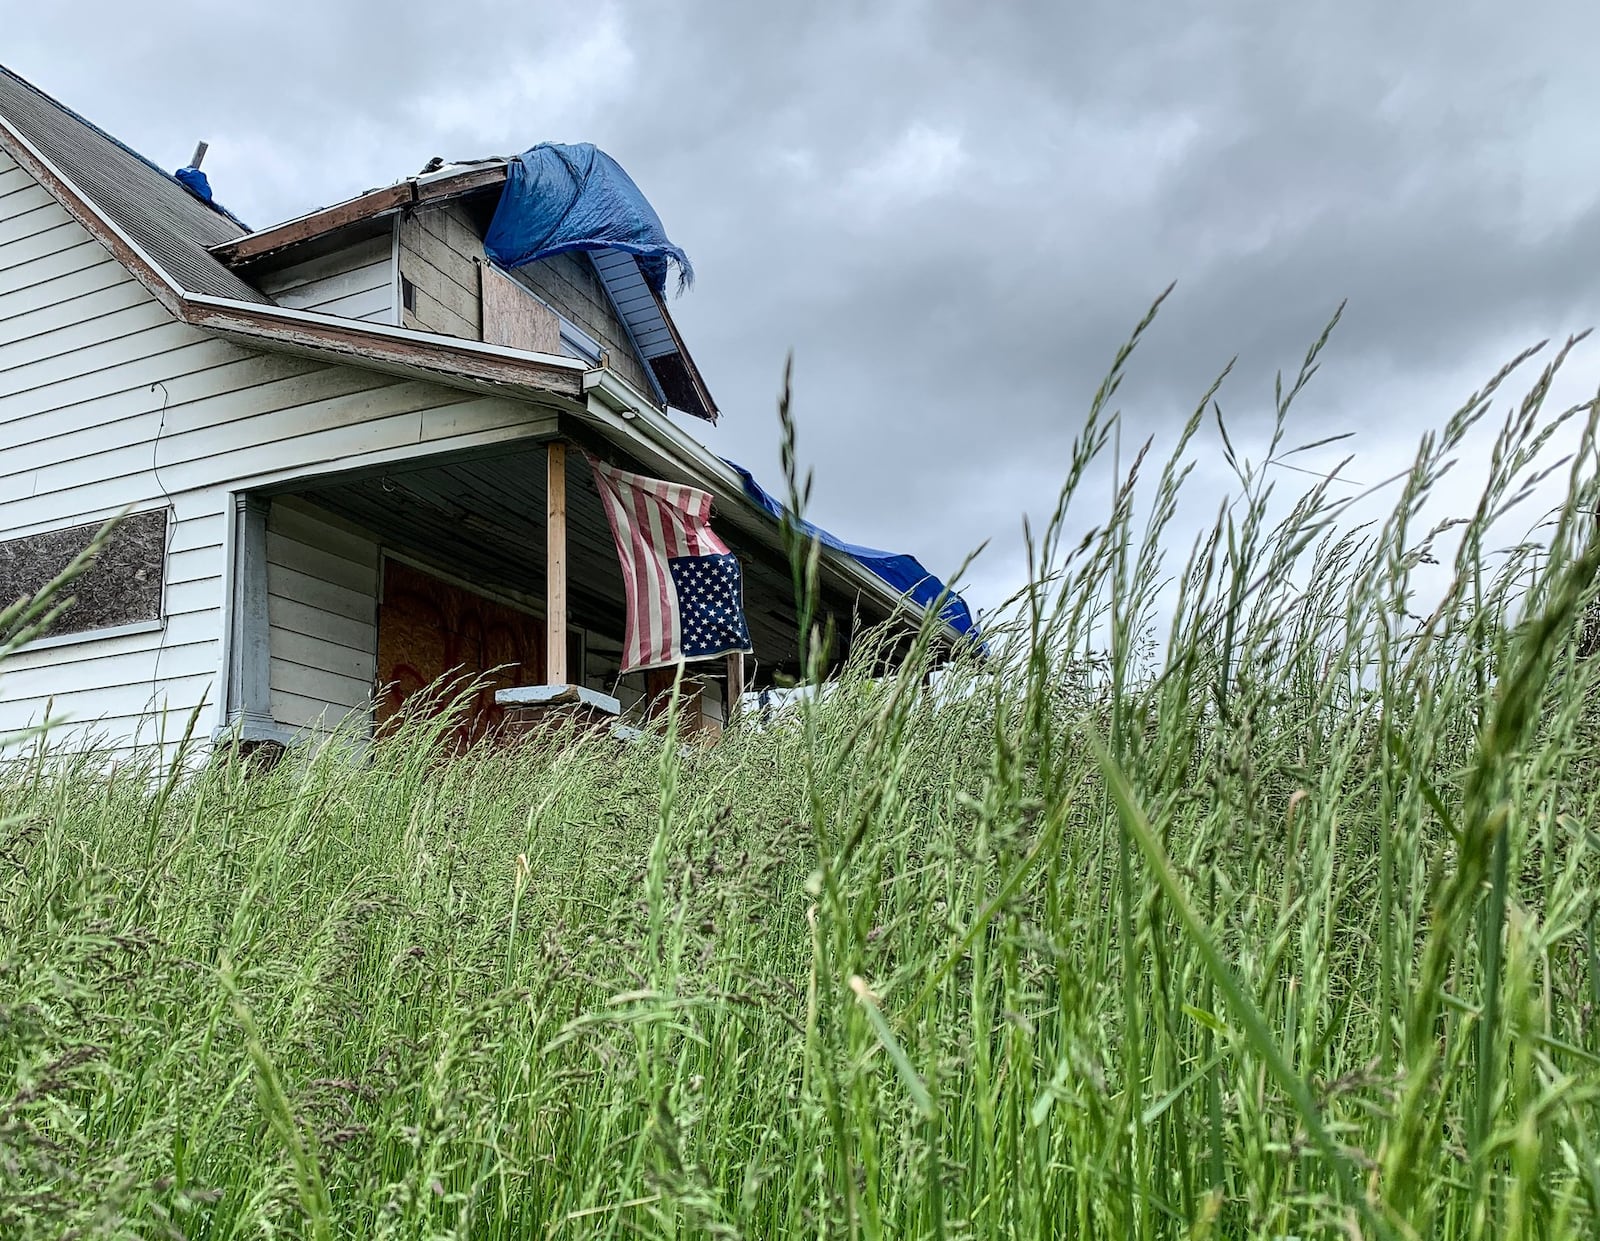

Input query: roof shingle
[0,64,268,304]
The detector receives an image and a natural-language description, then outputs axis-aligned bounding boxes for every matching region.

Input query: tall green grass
[4,313,1600,1238]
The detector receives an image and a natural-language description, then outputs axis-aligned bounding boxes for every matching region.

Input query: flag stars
[670,553,751,659]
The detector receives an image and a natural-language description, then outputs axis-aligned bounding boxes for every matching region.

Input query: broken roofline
[0,116,580,396]
[208,162,510,265]
[0,96,953,642]
[205,153,721,425]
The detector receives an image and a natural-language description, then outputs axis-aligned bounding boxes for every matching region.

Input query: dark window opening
[0,509,167,641]
[400,274,416,314]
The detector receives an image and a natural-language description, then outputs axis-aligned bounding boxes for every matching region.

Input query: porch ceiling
[276,441,869,684]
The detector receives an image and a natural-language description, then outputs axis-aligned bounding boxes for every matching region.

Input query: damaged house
[0,64,976,755]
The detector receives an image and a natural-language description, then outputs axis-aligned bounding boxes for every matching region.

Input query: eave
[209,163,510,266]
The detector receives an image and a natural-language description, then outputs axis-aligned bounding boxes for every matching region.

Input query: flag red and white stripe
[586,455,737,672]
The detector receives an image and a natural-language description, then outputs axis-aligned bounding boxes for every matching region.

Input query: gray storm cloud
[7,0,1599,611]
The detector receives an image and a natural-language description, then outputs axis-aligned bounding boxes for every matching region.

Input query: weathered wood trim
[226,493,275,737]
[181,296,584,397]
[210,165,508,267]
[211,183,413,265]
[416,164,507,203]
[546,441,569,685]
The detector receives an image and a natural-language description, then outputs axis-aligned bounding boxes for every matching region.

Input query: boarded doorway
[374,557,545,744]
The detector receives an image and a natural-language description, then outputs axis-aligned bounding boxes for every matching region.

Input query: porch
[219,426,891,747]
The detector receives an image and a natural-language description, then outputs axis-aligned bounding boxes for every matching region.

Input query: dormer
[211,154,717,423]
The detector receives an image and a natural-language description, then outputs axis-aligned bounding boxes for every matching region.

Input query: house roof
[0,64,268,305]
[0,63,961,643]
[207,155,719,423]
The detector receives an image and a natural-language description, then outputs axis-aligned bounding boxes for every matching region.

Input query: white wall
[0,149,558,757]
[255,235,394,324]
[267,497,378,735]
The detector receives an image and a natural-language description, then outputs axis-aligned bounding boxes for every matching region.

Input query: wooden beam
[210,165,509,267]
[546,441,569,685]
[726,650,745,723]
[210,182,416,265]
[417,164,507,203]
[185,298,584,397]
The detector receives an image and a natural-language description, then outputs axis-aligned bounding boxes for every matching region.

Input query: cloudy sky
[6,1,1600,617]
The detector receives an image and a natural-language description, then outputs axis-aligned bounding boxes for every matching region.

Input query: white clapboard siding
[266,498,378,735]
[0,154,556,754]
[257,236,395,325]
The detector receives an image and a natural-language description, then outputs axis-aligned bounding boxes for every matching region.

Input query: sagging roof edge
[208,163,510,265]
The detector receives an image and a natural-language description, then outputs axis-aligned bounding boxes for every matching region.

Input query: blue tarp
[172,164,249,230]
[483,143,692,297]
[726,461,981,645]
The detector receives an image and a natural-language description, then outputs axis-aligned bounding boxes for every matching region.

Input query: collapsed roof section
[208,148,719,424]
[0,62,978,647]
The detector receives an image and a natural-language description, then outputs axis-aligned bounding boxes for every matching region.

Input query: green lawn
[4,319,1600,1238]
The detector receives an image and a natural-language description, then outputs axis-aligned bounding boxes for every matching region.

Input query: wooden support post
[726,650,745,723]
[546,441,568,686]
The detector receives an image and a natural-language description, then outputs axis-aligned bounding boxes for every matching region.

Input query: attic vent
[400,275,416,314]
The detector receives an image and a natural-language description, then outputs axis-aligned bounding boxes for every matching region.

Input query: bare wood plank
[213,182,414,264]
[547,440,568,684]
[726,650,745,722]
[482,263,561,354]
[416,164,506,203]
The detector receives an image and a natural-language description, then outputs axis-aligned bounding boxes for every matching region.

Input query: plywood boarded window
[375,557,545,744]
[481,263,561,354]
[0,509,167,640]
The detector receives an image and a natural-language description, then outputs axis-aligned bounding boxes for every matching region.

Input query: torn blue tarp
[483,143,692,297]
[726,461,981,645]
[172,165,249,229]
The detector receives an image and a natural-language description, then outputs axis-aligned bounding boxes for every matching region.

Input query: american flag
[586,456,753,673]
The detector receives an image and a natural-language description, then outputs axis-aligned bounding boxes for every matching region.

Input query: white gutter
[185,295,585,373]
[578,367,946,633]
